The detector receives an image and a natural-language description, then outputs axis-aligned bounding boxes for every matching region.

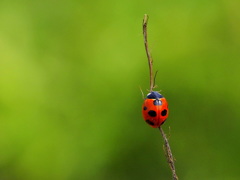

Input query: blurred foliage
[0,0,240,179]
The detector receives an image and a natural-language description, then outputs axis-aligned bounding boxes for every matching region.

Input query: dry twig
[159,127,178,180]
[142,14,178,180]
[143,14,154,92]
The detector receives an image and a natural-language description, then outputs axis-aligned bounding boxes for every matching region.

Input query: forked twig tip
[143,14,149,25]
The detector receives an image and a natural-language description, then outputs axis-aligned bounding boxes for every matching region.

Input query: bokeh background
[0,0,240,179]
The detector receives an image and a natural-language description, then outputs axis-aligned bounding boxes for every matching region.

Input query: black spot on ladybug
[143,106,147,110]
[161,109,167,116]
[153,99,162,106]
[146,120,155,126]
[148,110,157,117]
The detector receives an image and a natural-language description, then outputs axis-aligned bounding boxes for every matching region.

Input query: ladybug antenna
[143,14,154,92]
[139,86,145,100]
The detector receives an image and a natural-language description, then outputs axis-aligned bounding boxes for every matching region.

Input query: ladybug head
[146,91,163,99]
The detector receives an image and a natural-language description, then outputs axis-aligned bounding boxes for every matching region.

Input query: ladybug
[142,91,169,128]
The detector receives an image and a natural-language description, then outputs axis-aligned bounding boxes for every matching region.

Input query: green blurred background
[0,0,240,179]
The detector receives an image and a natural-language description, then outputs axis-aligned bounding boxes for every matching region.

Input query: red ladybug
[142,91,169,128]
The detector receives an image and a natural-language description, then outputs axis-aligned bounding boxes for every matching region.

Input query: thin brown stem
[143,14,154,92]
[142,14,178,179]
[159,127,178,180]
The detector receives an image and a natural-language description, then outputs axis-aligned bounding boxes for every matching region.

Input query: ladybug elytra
[142,91,168,128]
